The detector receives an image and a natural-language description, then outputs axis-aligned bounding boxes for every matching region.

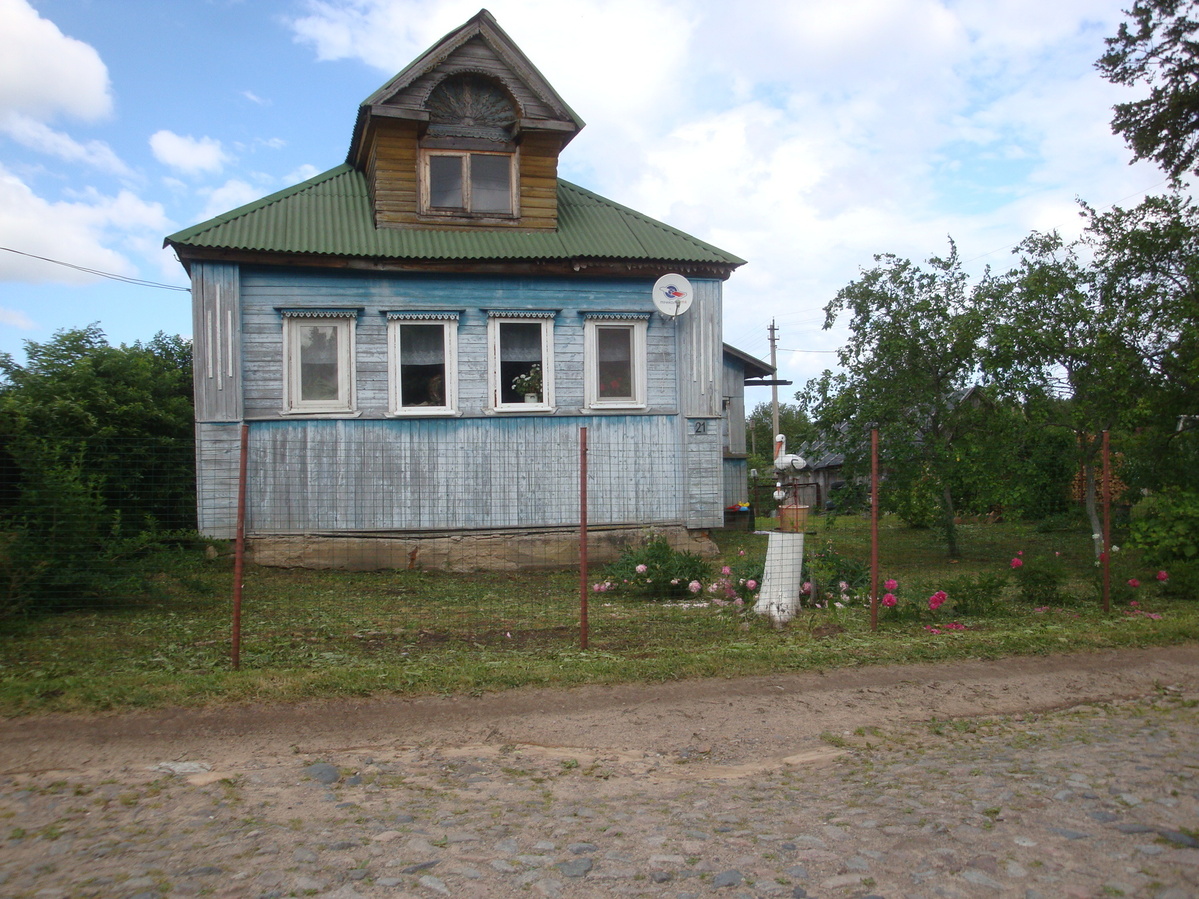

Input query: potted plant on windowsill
[511,364,542,403]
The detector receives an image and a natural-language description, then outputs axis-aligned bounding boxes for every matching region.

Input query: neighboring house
[165,9,768,570]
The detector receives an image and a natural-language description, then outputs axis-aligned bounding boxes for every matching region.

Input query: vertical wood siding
[723,356,747,455]
[676,279,723,418]
[195,422,243,538]
[191,263,242,423]
[239,415,684,533]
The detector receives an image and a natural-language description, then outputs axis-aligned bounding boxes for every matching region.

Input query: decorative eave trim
[485,309,558,319]
[385,311,461,321]
[581,312,652,321]
[276,307,362,319]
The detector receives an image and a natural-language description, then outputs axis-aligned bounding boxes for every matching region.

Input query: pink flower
[928,590,947,611]
[838,581,849,592]
[733,597,744,607]
[738,550,746,556]
[1017,550,1023,556]
[884,578,898,591]
[746,579,758,590]
[1130,600,1139,607]
[925,626,942,634]
[882,593,897,608]
[688,580,702,594]
[635,564,648,574]
[1128,578,1140,588]
[721,566,732,576]
[1010,558,1023,568]
[802,582,812,594]
[1157,570,1169,582]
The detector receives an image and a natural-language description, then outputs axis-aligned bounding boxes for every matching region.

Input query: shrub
[1127,490,1199,567]
[598,536,711,598]
[805,542,869,607]
[940,572,1009,617]
[1010,552,1069,606]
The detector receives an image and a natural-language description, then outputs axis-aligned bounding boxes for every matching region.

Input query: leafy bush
[1159,561,1199,600]
[1127,490,1199,566]
[804,542,869,606]
[598,536,711,598]
[1010,552,1069,606]
[941,572,1009,617]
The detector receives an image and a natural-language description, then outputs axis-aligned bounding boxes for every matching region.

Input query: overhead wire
[0,246,191,292]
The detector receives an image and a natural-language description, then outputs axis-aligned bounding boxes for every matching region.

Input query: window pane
[499,321,542,403]
[299,324,340,402]
[399,324,446,407]
[597,326,633,399]
[471,154,511,213]
[429,156,464,208]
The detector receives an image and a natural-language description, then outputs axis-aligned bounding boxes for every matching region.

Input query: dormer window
[420,74,518,219]
[424,151,514,214]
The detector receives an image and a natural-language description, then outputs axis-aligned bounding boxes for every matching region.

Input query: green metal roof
[165,164,744,268]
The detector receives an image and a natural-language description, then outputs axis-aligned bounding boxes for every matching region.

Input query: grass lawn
[0,513,1195,716]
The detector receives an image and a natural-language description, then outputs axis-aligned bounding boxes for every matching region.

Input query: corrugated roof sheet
[166,165,744,267]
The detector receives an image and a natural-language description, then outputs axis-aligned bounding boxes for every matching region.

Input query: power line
[0,246,190,292]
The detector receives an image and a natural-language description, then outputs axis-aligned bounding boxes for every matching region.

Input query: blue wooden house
[166,9,769,569]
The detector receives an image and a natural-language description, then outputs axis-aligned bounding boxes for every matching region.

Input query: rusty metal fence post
[579,425,589,650]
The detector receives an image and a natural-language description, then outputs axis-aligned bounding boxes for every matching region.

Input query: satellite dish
[652,274,693,318]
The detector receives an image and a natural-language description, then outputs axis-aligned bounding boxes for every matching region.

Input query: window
[282,312,357,414]
[423,151,514,215]
[488,313,555,411]
[387,314,458,415]
[585,316,648,409]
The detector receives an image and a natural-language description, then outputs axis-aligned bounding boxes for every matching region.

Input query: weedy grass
[0,513,1194,715]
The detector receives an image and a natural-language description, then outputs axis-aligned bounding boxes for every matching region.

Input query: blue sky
[0,0,1170,392]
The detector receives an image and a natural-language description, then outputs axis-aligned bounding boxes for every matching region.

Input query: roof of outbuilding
[165,164,744,269]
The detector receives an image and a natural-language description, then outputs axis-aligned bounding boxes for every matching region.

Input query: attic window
[425,151,513,214]
[421,74,518,217]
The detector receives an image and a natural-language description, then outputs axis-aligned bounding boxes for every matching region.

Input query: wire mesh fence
[2,423,1134,677]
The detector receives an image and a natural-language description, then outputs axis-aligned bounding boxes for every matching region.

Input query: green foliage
[1098,0,1199,183]
[599,536,711,598]
[1127,491,1199,566]
[1010,553,1070,606]
[805,542,869,605]
[0,325,195,615]
[940,572,1009,618]
[1159,560,1199,599]
[800,241,993,556]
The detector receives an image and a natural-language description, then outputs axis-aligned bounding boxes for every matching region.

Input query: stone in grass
[556,858,593,878]
[304,762,340,785]
[712,870,744,888]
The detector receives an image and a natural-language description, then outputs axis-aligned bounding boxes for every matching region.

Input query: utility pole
[768,319,780,444]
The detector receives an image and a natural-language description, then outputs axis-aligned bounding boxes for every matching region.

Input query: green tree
[1097,0,1199,183]
[0,325,195,613]
[800,242,987,556]
[981,195,1199,554]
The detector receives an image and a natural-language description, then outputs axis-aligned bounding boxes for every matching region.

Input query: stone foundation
[247,524,717,572]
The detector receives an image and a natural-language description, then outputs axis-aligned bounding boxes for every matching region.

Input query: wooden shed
[166,9,768,570]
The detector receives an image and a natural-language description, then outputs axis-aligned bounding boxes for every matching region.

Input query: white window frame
[281,311,357,415]
[487,312,555,413]
[386,313,459,416]
[420,149,517,216]
[584,315,648,411]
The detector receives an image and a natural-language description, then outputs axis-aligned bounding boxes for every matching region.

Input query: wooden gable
[347,9,584,232]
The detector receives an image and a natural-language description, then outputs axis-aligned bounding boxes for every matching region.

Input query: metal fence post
[579,425,589,650]
[231,422,249,670]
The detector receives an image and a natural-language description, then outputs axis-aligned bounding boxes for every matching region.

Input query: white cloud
[1,112,131,175]
[0,0,112,122]
[0,163,168,285]
[286,0,1156,387]
[0,306,37,330]
[150,130,231,175]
